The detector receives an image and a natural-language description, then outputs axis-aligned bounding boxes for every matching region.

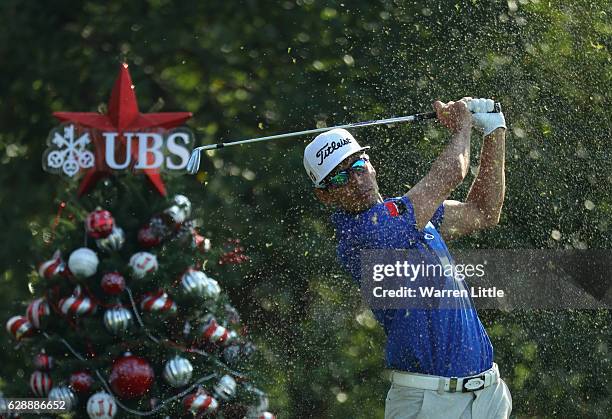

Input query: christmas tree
[2,64,275,419]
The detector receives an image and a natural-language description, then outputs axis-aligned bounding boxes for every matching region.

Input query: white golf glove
[465,98,506,136]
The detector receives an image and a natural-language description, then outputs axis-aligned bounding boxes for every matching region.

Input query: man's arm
[405,99,472,230]
[440,128,506,240]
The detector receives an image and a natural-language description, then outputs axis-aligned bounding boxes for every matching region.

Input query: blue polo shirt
[332,195,493,377]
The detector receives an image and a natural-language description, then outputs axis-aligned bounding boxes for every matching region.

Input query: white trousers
[384,377,512,419]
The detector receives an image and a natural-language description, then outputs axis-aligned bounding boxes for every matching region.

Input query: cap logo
[315,137,351,165]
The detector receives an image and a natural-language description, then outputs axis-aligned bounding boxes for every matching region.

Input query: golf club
[186,102,501,174]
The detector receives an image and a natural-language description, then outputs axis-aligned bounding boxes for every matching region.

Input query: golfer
[303,98,512,418]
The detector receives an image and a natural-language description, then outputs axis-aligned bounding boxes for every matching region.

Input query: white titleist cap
[303,128,370,187]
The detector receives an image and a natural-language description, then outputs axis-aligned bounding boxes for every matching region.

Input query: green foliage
[1,0,610,417]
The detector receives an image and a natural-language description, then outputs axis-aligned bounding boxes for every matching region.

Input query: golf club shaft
[186,102,501,174]
[197,112,434,152]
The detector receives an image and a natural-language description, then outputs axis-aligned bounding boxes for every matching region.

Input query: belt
[388,363,499,393]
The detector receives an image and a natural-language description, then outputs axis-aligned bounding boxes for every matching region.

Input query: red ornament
[70,370,94,394]
[33,351,54,371]
[85,209,115,239]
[137,224,162,248]
[109,354,154,399]
[53,63,192,196]
[101,272,126,295]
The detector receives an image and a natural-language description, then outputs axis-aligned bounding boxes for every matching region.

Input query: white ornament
[162,356,194,387]
[68,248,99,278]
[165,194,192,224]
[43,125,95,177]
[87,391,117,419]
[129,252,158,279]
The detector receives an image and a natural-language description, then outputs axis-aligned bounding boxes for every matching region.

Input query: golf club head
[186,149,201,175]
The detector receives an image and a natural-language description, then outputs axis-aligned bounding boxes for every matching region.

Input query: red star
[54,63,192,196]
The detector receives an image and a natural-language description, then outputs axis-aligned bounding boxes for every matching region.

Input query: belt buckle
[462,375,486,392]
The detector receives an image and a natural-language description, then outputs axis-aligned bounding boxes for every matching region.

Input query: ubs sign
[42,63,194,196]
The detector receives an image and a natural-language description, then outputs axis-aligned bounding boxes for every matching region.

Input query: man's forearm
[465,128,506,224]
[429,126,471,187]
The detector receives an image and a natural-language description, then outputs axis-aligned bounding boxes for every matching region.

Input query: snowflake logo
[43,125,95,177]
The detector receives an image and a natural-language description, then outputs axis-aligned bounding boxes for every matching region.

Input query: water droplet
[513,127,526,138]
[528,150,540,159]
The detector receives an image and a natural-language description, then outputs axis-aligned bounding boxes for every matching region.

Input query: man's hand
[433,99,472,133]
[467,98,507,136]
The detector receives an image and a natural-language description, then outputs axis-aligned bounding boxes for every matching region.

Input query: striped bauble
[103,307,133,335]
[38,251,66,279]
[26,298,50,329]
[183,390,218,416]
[6,315,34,341]
[180,269,220,301]
[162,356,193,388]
[29,371,52,397]
[140,290,177,314]
[48,385,77,411]
[59,294,97,317]
[199,318,234,346]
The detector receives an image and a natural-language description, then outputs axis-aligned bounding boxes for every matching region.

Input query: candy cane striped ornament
[6,315,34,341]
[199,318,235,346]
[26,298,50,329]
[182,389,218,416]
[38,250,66,279]
[29,371,52,397]
[140,290,177,314]
[59,294,97,317]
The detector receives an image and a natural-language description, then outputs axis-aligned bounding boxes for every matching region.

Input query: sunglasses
[319,156,369,189]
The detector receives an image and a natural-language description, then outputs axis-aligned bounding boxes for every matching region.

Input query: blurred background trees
[0,0,609,417]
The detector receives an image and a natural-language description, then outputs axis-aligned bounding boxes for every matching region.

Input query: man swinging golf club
[303,98,512,418]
